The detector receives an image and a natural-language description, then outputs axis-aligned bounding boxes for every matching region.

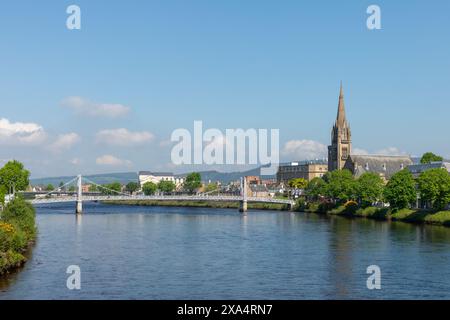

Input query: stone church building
[328,83,412,180]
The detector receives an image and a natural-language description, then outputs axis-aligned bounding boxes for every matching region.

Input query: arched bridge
[29,175,295,214]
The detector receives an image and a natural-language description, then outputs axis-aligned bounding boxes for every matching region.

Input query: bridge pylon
[76,174,82,214]
[239,177,248,214]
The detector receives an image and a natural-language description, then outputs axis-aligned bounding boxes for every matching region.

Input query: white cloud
[96,154,132,167]
[61,96,130,118]
[70,158,81,165]
[48,133,80,153]
[281,139,327,160]
[353,147,369,155]
[374,147,408,156]
[0,118,47,145]
[95,128,154,146]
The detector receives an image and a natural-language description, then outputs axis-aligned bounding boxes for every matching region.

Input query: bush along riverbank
[0,197,37,276]
[103,199,291,211]
[295,200,450,227]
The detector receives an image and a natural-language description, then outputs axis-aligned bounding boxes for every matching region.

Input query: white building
[138,171,184,188]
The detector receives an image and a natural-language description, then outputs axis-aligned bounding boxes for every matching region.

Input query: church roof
[346,154,413,179]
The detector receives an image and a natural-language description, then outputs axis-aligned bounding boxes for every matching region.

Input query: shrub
[2,197,36,241]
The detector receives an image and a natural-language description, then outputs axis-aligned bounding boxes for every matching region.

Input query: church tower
[328,82,352,171]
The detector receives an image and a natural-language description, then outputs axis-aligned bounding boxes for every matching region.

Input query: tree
[323,169,356,203]
[305,177,326,199]
[420,152,443,164]
[142,181,157,196]
[46,184,55,191]
[417,168,450,211]
[288,178,308,190]
[183,172,202,193]
[101,182,122,195]
[157,180,176,194]
[384,169,416,209]
[0,160,30,193]
[125,182,139,195]
[58,181,64,191]
[356,172,385,207]
[68,186,76,192]
[88,184,98,192]
[204,182,219,193]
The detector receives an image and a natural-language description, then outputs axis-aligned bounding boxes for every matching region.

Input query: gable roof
[346,154,413,179]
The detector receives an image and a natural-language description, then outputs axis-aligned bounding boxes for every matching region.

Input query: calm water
[1,202,450,299]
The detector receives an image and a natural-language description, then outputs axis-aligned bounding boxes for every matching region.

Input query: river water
[1,202,449,299]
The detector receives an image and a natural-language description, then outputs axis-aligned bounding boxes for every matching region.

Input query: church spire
[336,81,347,125]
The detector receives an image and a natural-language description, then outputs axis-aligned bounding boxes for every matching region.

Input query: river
[1,202,450,299]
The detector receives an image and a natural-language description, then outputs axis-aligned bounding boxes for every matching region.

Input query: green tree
[356,172,385,207]
[58,181,64,191]
[183,172,202,193]
[305,177,326,199]
[323,169,356,203]
[204,182,219,193]
[2,197,37,242]
[142,181,157,196]
[46,184,55,191]
[417,168,450,211]
[420,152,443,164]
[125,182,139,195]
[101,182,122,195]
[384,169,416,209]
[157,180,176,193]
[68,185,76,192]
[0,160,30,193]
[288,178,308,189]
[88,184,98,192]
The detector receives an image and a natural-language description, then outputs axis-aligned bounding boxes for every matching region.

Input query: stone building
[138,171,184,188]
[276,160,328,183]
[328,83,352,171]
[343,155,413,181]
[407,161,450,178]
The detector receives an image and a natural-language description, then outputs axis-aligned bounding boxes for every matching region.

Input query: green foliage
[420,152,443,164]
[68,185,76,192]
[204,182,219,193]
[305,177,326,199]
[157,180,176,193]
[88,184,98,192]
[322,169,356,203]
[1,197,37,242]
[417,168,450,211]
[288,178,308,189]
[101,182,122,195]
[384,169,416,209]
[0,160,30,192]
[183,172,202,193]
[46,184,55,191]
[125,182,139,195]
[142,181,157,196]
[356,172,384,207]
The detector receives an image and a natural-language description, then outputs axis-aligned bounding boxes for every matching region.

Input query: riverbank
[103,199,290,211]
[0,198,37,276]
[302,202,450,227]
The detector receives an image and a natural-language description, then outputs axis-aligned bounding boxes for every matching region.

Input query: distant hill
[30,166,276,186]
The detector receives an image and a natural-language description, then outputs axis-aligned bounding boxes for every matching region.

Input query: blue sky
[0,0,449,178]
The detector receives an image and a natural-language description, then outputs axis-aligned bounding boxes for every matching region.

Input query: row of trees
[305,167,450,211]
[142,172,203,196]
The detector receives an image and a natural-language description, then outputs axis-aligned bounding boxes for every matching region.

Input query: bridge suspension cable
[82,177,132,197]
[40,176,78,198]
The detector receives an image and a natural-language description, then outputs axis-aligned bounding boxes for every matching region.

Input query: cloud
[70,158,81,165]
[96,154,132,167]
[95,128,154,146]
[61,96,130,118]
[353,146,408,156]
[281,139,327,160]
[0,118,47,145]
[48,133,80,153]
[374,147,408,156]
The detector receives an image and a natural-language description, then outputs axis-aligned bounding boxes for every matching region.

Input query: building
[343,155,413,181]
[245,176,261,185]
[407,161,450,178]
[328,83,352,171]
[249,184,270,198]
[138,171,184,188]
[276,160,328,183]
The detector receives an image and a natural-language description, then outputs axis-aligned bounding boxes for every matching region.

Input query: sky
[0,0,449,178]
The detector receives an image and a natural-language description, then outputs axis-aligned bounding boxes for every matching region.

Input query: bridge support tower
[239,177,248,214]
[76,174,82,214]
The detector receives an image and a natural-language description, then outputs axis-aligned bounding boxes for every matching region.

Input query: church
[328,83,413,181]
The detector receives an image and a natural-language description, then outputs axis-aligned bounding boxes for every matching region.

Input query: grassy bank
[103,199,290,211]
[0,198,37,276]
[302,201,450,227]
